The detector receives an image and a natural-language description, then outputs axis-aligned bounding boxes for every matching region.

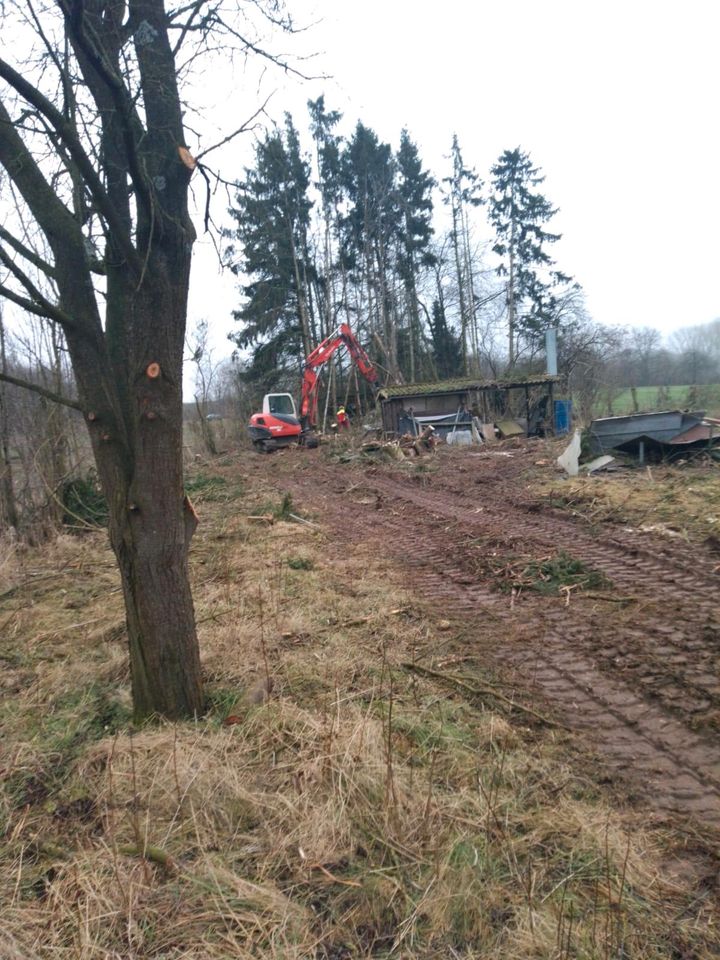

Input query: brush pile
[361,425,439,460]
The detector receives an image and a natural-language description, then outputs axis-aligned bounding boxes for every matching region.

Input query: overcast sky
[188,0,720,368]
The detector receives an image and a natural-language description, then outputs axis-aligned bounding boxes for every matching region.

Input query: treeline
[224,97,578,393]
[222,98,720,419]
[561,318,720,423]
[189,314,720,431]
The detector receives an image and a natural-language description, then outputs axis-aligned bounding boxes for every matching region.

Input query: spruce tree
[488,147,571,367]
[396,130,435,381]
[341,123,401,379]
[429,299,463,379]
[226,115,314,388]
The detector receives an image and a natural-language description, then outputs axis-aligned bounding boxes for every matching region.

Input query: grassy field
[1,458,719,958]
[600,384,720,417]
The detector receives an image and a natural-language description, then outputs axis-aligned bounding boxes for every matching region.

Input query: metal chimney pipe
[545,328,558,376]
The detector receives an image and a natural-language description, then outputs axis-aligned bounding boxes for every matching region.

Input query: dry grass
[1,459,718,958]
[536,460,720,545]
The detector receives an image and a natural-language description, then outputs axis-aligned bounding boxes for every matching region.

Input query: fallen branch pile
[361,426,439,460]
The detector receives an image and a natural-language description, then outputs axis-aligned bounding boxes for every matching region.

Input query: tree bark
[115,485,202,720]
[450,200,469,376]
[0,311,19,532]
[0,1,205,720]
[507,247,517,369]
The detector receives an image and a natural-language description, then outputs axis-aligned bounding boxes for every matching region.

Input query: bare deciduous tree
[187,318,219,456]
[0,305,19,532]
[0,0,300,720]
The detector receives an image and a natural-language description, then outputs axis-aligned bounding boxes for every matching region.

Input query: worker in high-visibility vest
[336,406,350,430]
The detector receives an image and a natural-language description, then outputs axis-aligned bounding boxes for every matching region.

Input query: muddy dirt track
[253,442,720,830]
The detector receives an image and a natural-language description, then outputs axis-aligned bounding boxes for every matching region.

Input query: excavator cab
[248,392,302,452]
[264,393,297,417]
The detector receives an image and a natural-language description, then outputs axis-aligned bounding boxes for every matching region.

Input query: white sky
[187,0,719,369]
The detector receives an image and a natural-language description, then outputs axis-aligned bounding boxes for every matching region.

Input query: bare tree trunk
[288,224,312,358]
[460,204,479,374]
[115,511,201,720]
[195,397,217,456]
[300,233,318,346]
[404,275,423,384]
[507,220,518,369]
[0,309,18,531]
[45,326,70,526]
[375,240,400,382]
[57,270,204,720]
[451,201,469,376]
[407,291,416,383]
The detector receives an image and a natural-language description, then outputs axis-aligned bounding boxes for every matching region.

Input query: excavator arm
[300,323,379,429]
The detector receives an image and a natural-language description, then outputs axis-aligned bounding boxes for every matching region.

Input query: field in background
[599,384,720,418]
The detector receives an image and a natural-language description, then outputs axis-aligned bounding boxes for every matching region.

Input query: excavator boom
[248,323,378,451]
[300,323,379,429]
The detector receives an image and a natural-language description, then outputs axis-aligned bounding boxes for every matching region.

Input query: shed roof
[378,374,559,401]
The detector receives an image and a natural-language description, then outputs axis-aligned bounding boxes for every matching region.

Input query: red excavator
[247,323,379,452]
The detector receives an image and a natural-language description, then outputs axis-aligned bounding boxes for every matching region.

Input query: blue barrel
[554,399,571,435]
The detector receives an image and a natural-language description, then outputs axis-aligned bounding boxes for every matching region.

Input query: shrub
[61,471,108,528]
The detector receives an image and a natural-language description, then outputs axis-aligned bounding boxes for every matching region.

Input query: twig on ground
[309,862,362,887]
[402,662,567,728]
[288,512,320,528]
[583,592,638,603]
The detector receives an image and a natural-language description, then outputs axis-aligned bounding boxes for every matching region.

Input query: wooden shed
[378,374,561,438]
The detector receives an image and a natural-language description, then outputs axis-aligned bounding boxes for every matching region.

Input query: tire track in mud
[368,473,720,618]
[280,463,720,829]
[380,510,720,825]
[433,455,720,585]
[365,474,720,720]
[363,474,720,725]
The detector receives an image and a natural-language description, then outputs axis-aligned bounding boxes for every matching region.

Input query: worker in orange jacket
[336,406,350,430]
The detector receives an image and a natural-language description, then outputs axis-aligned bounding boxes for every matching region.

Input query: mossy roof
[378,374,559,400]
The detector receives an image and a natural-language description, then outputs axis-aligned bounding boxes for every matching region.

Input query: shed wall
[382,392,469,432]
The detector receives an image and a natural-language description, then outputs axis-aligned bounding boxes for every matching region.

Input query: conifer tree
[341,122,401,378]
[227,115,314,387]
[396,130,435,381]
[488,147,571,367]
[429,299,463,379]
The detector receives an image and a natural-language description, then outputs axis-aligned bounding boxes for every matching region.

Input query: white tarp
[557,429,582,476]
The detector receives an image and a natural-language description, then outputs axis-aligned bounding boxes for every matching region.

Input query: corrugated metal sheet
[590,409,720,458]
[670,423,720,444]
[590,411,706,452]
